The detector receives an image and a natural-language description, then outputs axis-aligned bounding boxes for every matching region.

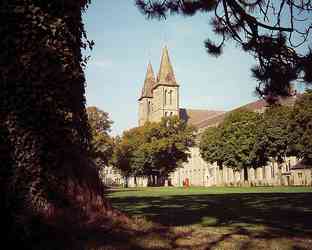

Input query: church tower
[138,46,179,126]
[138,62,156,126]
[151,46,179,122]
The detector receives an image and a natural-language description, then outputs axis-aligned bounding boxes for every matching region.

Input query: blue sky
[83,0,260,135]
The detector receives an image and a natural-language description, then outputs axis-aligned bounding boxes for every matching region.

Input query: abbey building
[135,46,312,187]
[99,47,311,187]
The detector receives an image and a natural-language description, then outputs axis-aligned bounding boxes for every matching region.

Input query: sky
[82,0,261,135]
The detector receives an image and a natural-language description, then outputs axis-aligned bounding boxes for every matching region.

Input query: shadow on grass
[109,192,312,237]
[80,192,312,249]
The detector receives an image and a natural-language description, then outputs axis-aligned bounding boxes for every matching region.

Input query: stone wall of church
[100,154,311,188]
[169,149,312,187]
[151,85,179,123]
[292,169,312,186]
[170,147,215,186]
[139,98,152,126]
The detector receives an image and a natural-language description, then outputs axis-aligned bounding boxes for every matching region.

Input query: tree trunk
[244,166,248,181]
[134,176,137,186]
[1,1,127,248]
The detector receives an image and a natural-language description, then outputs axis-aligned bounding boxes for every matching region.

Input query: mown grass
[100,186,312,250]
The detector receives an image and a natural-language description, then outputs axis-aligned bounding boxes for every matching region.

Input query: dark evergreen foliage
[136,0,312,101]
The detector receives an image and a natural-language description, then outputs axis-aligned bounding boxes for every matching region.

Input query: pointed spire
[157,46,177,85]
[139,61,156,100]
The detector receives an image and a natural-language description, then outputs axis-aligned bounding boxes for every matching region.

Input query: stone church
[138,46,180,126]
[135,46,312,187]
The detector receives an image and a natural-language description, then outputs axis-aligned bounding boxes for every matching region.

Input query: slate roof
[155,46,178,87]
[139,62,155,100]
[185,95,299,130]
[180,109,225,127]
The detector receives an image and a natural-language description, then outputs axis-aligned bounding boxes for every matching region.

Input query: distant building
[99,166,124,187]
[134,46,312,187]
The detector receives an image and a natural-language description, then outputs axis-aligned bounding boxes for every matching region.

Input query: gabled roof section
[139,62,156,100]
[180,109,225,127]
[194,95,300,130]
[156,46,177,86]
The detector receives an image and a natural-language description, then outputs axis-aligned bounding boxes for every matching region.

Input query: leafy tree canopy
[200,109,265,172]
[112,126,146,177]
[112,116,196,179]
[199,126,224,166]
[253,105,292,164]
[288,90,312,163]
[221,110,265,169]
[87,106,114,167]
[136,0,312,102]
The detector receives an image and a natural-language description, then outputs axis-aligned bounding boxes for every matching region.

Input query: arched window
[169,90,173,105]
[164,90,167,105]
[170,112,173,116]
[165,111,168,117]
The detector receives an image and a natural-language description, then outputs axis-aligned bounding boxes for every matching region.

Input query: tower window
[169,90,173,105]
[164,90,167,105]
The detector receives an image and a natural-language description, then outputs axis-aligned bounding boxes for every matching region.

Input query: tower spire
[157,46,177,85]
[139,61,155,100]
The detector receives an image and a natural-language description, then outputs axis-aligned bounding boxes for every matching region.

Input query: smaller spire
[139,61,156,100]
[157,46,177,85]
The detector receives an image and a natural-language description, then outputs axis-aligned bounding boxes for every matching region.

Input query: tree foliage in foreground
[112,116,196,184]
[136,0,312,102]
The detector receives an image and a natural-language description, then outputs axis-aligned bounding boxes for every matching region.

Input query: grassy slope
[102,187,312,250]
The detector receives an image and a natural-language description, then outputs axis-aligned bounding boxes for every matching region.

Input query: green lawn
[104,186,312,250]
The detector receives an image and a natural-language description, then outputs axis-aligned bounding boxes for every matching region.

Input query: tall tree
[252,105,292,183]
[253,106,292,161]
[221,110,265,180]
[142,116,196,184]
[199,126,224,167]
[136,0,312,102]
[111,127,146,182]
[112,116,196,186]
[0,1,123,249]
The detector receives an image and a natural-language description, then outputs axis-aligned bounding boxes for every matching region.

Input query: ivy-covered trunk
[0,1,124,248]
